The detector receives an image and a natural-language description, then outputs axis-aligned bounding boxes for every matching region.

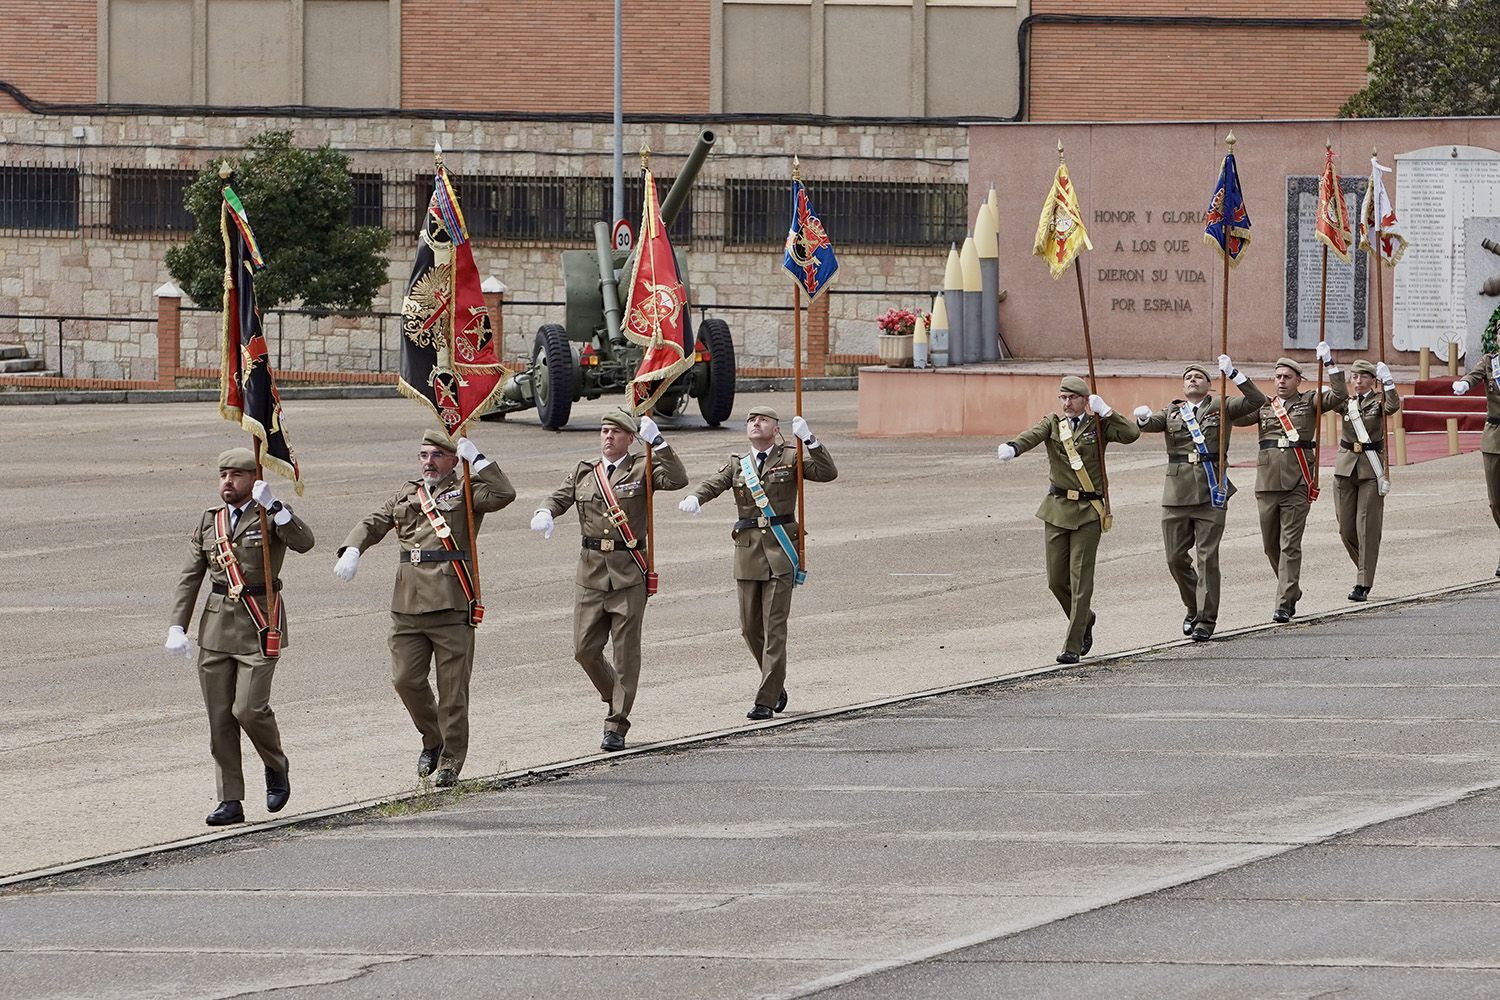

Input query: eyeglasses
[418,450,453,460]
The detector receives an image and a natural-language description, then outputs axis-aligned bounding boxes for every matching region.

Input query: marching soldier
[1334,358,1401,600]
[679,406,837,719]
[1133,355,1267,641]
[1453,351,1500,577]
[333,431,514,787]
[166,448,314,826]
[998,376,1139,663]
[530,410,687,752]
[1232,344,1346,622]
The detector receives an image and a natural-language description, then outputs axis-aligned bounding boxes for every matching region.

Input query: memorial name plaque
[1283,175,1368,349]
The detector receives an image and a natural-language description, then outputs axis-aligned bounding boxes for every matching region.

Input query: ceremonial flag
[782,178,838,299]
[219,181,302,494]
[1315,146,1354,263]
[1359,156,1408,266]
[1033,162,1092,278]
[1203,151,1252,264]
[398,158,505,433]
[624,165,692,414]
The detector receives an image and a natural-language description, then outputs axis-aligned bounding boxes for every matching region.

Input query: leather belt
[213,578,281,596]
[1339,440,1383,453]
[1167,453,1204,464]
[734,514,794,530]
[403,549,468,564]
[1048,484,1103,502]
[583,537,638,551]
[1260,438,1314,450]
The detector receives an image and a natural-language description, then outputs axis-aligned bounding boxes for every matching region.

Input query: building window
[351,172,383,228]
[0,165,80,232]
[110,168,196,234]
[725,177,966,248]
[410,174,692,244]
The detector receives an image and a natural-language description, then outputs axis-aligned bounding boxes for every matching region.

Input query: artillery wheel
[696,318,736,426]
[532,323,575,430]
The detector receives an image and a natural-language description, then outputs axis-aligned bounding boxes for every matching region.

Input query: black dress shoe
[433,766,458,788]
[1347,585,1369,602]
[1272,608,1291,624]
[746,704,774,721]
[1080,613,1096,656]
[1182,614,1195,636]
[265,765,290,813]
[1055,651,1080,664]
[600,730,625,752]
[206,800,244,826]
[1494,560,1499,578]
[774,689,788,713]
[1190,625,1214,642]
[417,745,443,777]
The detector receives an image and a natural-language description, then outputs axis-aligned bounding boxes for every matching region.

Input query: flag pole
[640,143,658,592]
[792,156,807,571]
[1061,141,1110,523]
[1313,144,1332,498]
[1217,132,1235,502]
[1372,147,1392,474]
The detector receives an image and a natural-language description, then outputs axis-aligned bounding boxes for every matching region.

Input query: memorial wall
[971,119,1500,365]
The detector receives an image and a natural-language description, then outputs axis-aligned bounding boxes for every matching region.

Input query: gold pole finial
[1057,139,1065,163]
[1372,146,1379,159]
[434,140,444,168]
[792,154,801,182]
[218,161,231,180]
[1325,139,1333,152]
[1225,130,1236,148]
[640,140,651,170]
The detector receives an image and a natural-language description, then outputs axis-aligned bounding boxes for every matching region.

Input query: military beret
[1059,375,1090,397]
[1182,362,1211,380]
[217,447,256,472]
[600,409,639,434]
[746,405,781,422]
[1274,357,1303,377]
[421,429,456,452]
[1350,359,1378,376]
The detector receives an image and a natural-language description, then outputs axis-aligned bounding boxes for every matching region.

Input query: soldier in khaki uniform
[679,406,837,719]
[333,431,515,786]
[998,376,1139,663]
[1232,345,1346,622]
[1453,351,1500,577]
[166,447,315,826]
[1334,358,1402,600]
[530,410,687,752]
[1133,355,1267,641]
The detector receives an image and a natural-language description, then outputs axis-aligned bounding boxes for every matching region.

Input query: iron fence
[0,311,158,380]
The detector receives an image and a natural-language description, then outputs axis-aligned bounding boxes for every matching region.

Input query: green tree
[166,131,391,312]
[1341,0,1500,118]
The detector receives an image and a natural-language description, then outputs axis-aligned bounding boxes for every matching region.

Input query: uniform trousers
[574,581,647,736]
[1257,486,1310,612]
[1162,502,1228,629]
[1043,519,1102,655]
[1334,474,1385,588]
[737,575,795,707]
[198,649,288,801]
[1486,453,1500,530]
[388,609,474,772]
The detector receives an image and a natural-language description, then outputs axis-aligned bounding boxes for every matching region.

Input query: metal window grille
[0,164,80,233]
[407,173,692,245]
[109,168,196,234]
[351,172,383,228]
[725,178,966,249]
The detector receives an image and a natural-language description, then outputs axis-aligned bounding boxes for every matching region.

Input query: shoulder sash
[591,461,652,583]
[1178,401,1226,508]
[1056,417,1111,529]
[740,453,806,584]
[212,507,281,657]
[1270,397,1319,501]
[414,483,483,626]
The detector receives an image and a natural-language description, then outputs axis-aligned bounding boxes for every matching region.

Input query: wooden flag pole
[1072,259,1110,521]
[1216,132,1235,501]
[251,437,279,633]
[1372,147,1393,474]
[457,420,483,615]
[1314,240,1329,496]
[645,426,656,581]
[792,156,807,571]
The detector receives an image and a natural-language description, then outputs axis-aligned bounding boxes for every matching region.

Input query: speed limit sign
[611,219,634,252]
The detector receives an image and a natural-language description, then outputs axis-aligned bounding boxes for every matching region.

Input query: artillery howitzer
[484,129,735,429]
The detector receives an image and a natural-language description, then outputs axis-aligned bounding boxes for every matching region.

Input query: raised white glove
[251,480,278,509]
[1133,404,1152,424]
[678,495,701,515]
[997,443,1016,463]
[333,548,360,581]
[1375,362,1392,384]
[530,509,554,539]
[791,415,814,443]
[637,416,662,445]
[455,436,481,465]
[1088,394,1112,417]
[1453,379,1469,395]
[164,625,191,658]
[1315,341,1332,363]
[1217,354,1234,376]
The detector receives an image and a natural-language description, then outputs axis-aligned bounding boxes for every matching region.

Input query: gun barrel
[1482,237,1500,257]
[594,222,625,343]
[658,129,716,231]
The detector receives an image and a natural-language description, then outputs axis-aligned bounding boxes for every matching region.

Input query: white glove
[1133,404,1152,424]
[1088,394,1112,417]
[455,436,481,465]
[333,548,360,581]
[1217,354,1235,376]
[1315,341,1332,363]
[530,509,554,539]
[251,480,278,509]
[164,625,191,658]
[637,416,662,445]
[1375,362,1392,384]
[791,415,814,443]
[1453,379,1469,395]
[678,495,701,515]
[997,443,1016,463]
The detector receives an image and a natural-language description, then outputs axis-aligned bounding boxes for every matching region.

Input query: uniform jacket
[541,446,688,592]
[1139,378,1267,506]
[172,504,316,655]
[1334,386,1402,479]
[1009,411,1140,530]
[1233,371,1346,493]
[340,462,515,614]
[1458,352,1500,454]
[691,441,838,581]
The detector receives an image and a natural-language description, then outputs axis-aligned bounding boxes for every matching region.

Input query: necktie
[756,451,768,472]
[229,506,241,534]
[605,463,616,479]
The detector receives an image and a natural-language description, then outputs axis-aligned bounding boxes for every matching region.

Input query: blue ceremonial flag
[783,178,838,299]
[1203,152,1251,265]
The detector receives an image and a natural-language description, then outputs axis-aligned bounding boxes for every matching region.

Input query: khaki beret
[1274,357,1303,377]
[1182,362,1211,380]
[421,429,456,452]
[600,409,639,434]
[746,405,781,422]
[1059,375,1090,397]
[1350,359,1378,376]
[217,447,256,472]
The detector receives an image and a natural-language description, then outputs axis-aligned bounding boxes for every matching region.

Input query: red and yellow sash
[415,483,484,626]
[1270,397,1319,501]
[212,507,281,657]
[592,461,655,593]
